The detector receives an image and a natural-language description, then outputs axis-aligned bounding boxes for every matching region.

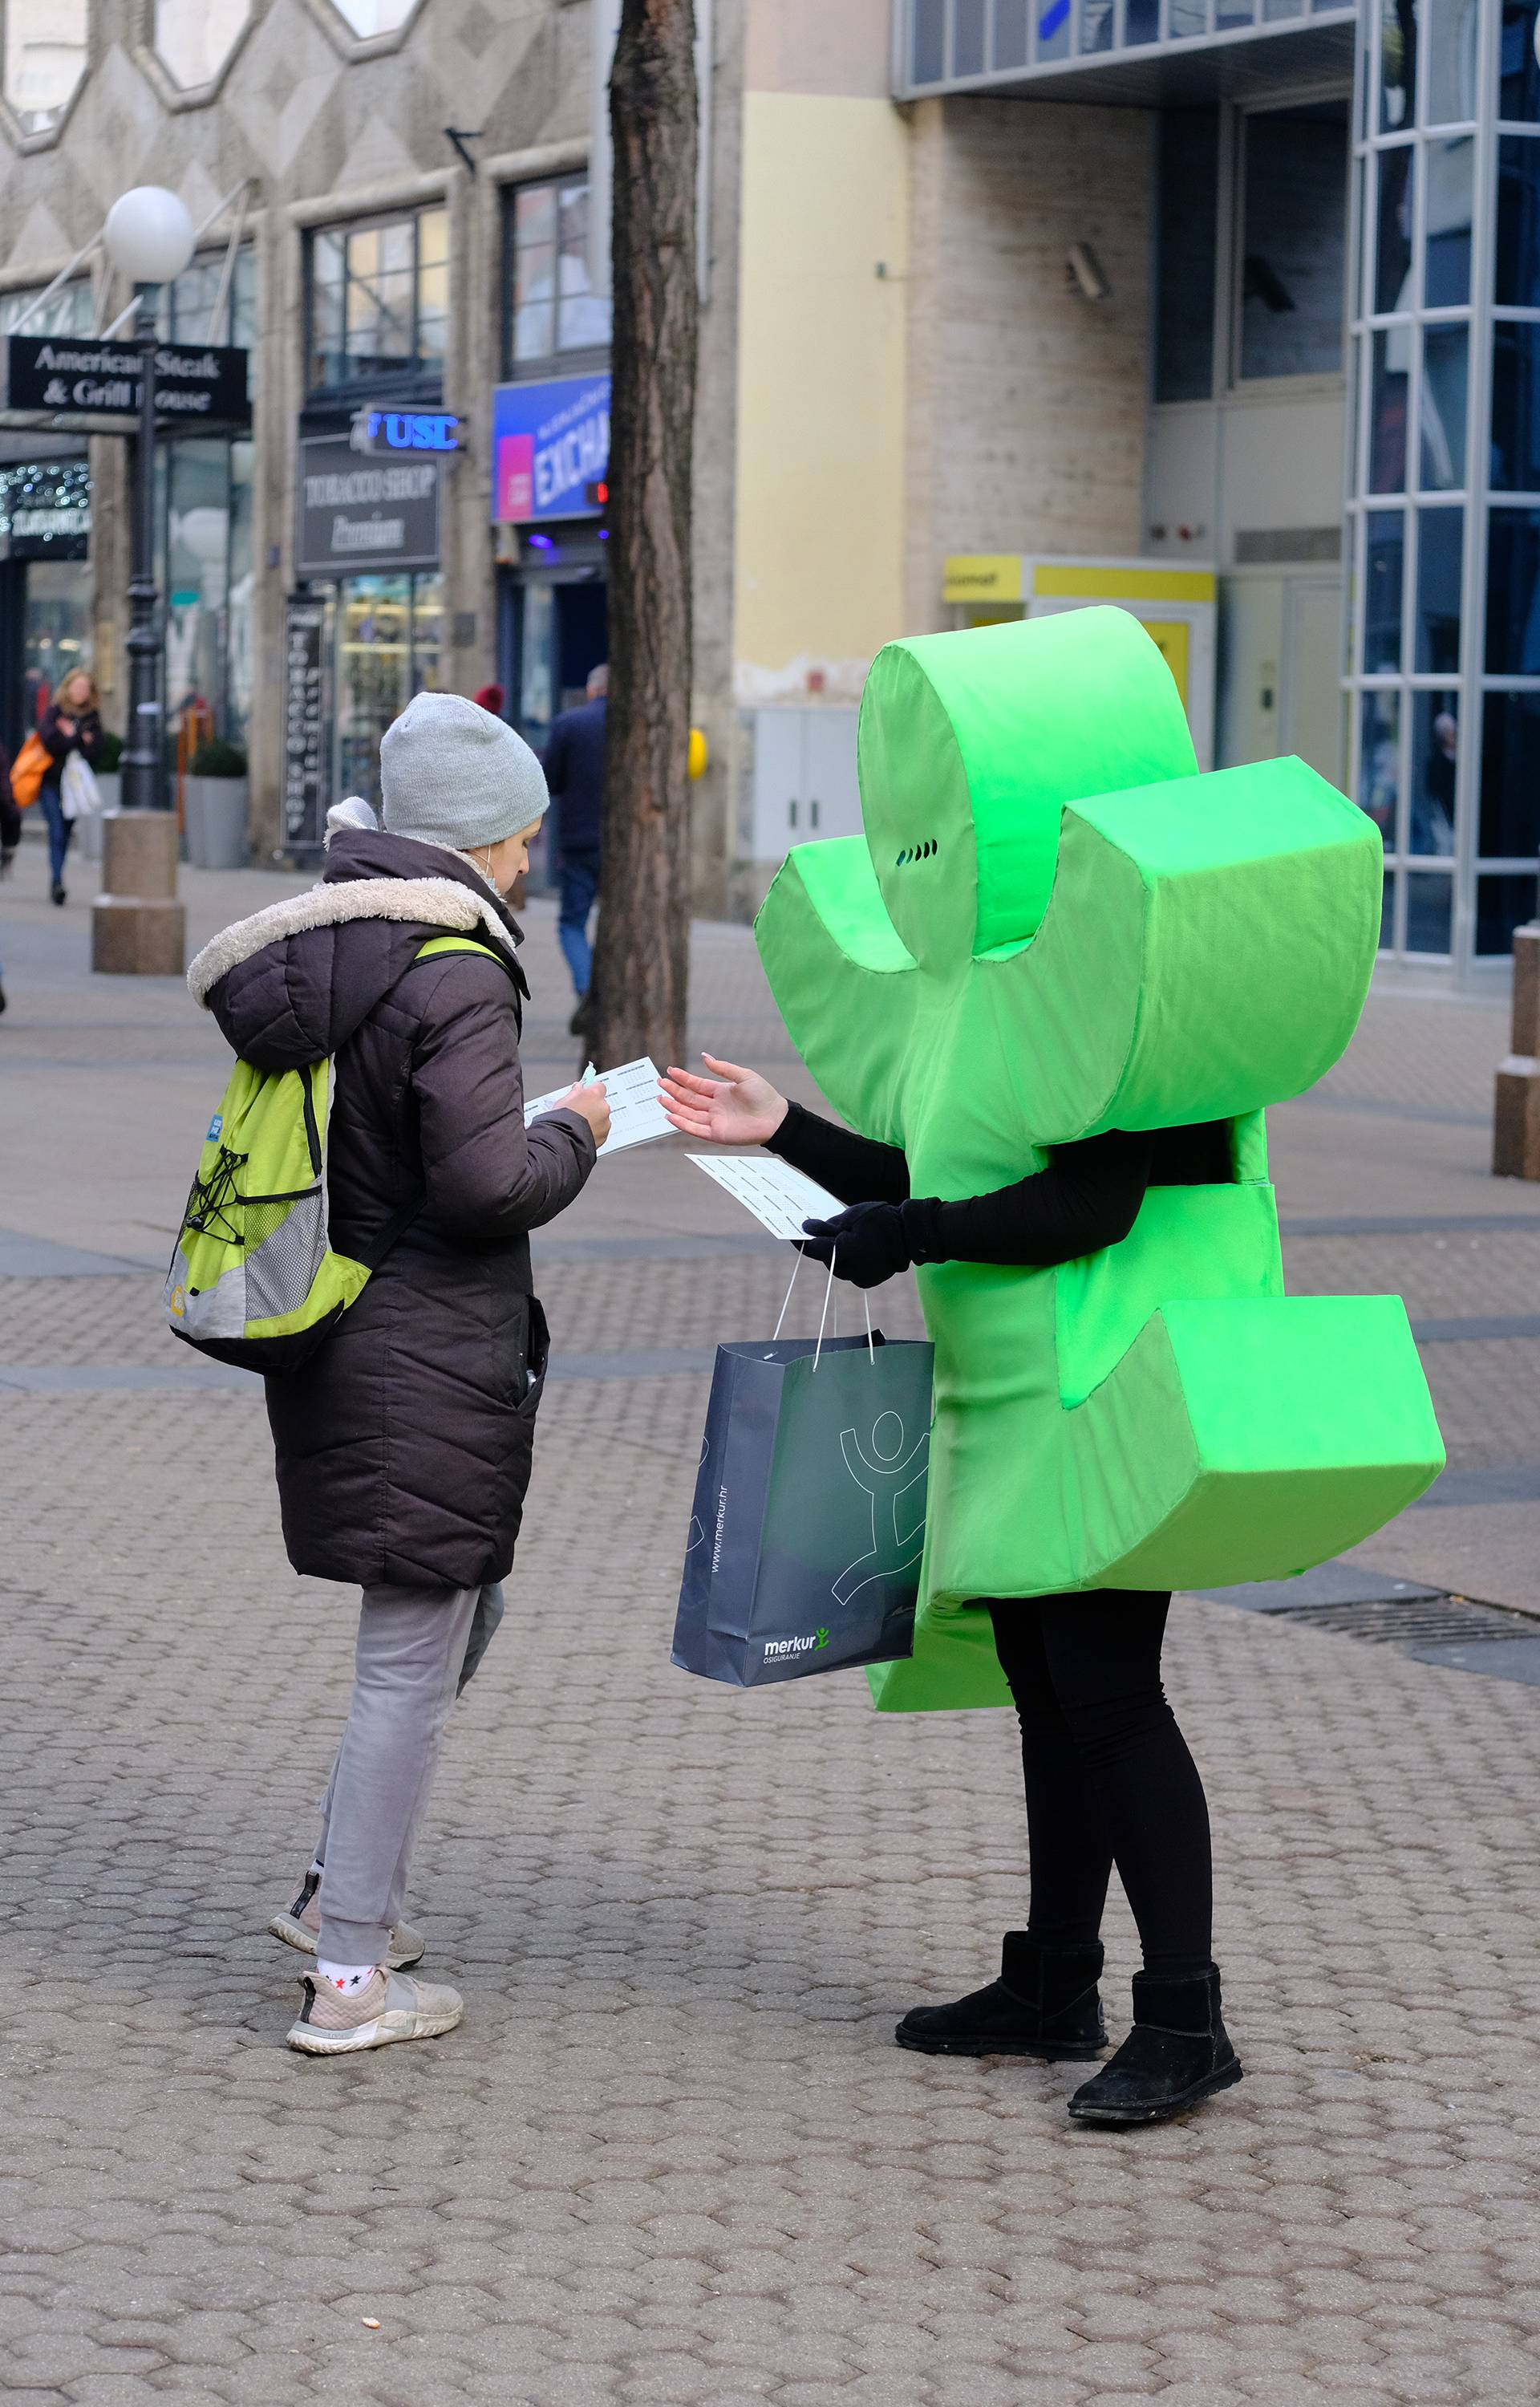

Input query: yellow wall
[733,91,910,705]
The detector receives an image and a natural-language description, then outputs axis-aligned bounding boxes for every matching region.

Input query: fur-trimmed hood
[194,827,529,1072]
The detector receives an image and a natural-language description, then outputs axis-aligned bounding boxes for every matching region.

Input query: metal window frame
[500,170,610,383]
[891,0,1355,95]
[304,202,448,396]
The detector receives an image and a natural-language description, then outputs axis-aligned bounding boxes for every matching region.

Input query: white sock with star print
[315,1958,381,1994]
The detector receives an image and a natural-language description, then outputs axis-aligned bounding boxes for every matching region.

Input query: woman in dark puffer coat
[188,692,607,2055]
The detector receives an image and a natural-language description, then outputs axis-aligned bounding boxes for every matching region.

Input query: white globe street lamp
[102,187,196,287]
[102,189,197,813]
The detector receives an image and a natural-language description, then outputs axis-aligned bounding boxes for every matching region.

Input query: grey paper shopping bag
[672,1331,934,1688]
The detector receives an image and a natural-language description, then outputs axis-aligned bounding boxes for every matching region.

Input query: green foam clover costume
[754,607,1445,1713]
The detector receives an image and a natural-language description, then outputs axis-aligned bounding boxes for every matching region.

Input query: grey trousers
[312,1578,505,1963]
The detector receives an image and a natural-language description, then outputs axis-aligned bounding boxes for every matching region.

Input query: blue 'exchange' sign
[491,373,610,525]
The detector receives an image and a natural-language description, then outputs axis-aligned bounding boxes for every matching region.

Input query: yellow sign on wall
[942,554,1024,605]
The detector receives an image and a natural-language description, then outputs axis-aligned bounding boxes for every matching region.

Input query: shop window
[1364,511,1405,672]
[1500,0,1540,122]
[1417,324,1467,491]
[1497,136,1540,306]
[1368,329,1409,493]
[1423,136,1473,306]
[1477,874,1538,956]
[1485,508,1540,675]
[157,435,253,749]
[1490,323,1540,494]
[1237,99,1348,382]
[1358,688,1399,849]
[152,0,249,88]
[333,574,443,808]
[3,0,87,134]
[307,207,448,395]
[1404,870,1453,952]
[1373,143,1414,313]
[503,177,611,376]
[1414,505,1462,672]
[1481,692,1540,858]
[1153,108,1218,404]
[1408,690,1458,854]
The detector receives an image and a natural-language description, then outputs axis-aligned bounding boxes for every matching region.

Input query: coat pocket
[516,1296,550,1419]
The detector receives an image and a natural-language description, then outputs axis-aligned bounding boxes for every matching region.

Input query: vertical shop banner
[282,594,330,850]
[491,375,610,523]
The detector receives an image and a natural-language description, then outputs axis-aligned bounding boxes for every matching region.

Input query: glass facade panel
[1418,323,1468,488]
[1491,322,1540,491]
[1480,690,1540,855]
[1499,0,1540,122]
[1038,0,1071,62]
[1423,135,1473,303]
[1408,688,1459,852]
[1426,0,1480,124]
[1380,869,1396,948]
[1359,688,1400,845]
[1125,0,1160,44]
[1477,874,1538,956]
[1415,505,1463,670]
[1485,509,1540,672]
[1364,510,1405,670]
[994,0,1029,67]
[1169,0,1206,30]
[1368,329,1410,490]
[1404,871,1453,950]
[308,208,448,392]
[506,177,611,375]
[1374,143,1415,311]
[1495,136,1540,306]
[1217,2,1257,26]
[1154,108,1219,404]
[1079,0,1115,53]
[954,0,987,71]
[1378,0,1412,132]
[1238,102,1348,380]
[911,0,945,82]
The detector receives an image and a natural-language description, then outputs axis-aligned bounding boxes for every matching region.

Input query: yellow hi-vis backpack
[165,933,502,1371]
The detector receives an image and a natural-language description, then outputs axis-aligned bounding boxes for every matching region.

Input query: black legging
[987,1592,1213,1980]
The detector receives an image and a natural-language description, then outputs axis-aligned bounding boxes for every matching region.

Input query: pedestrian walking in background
[542,662,607,1037]
[0,738,18,1017]
[662,1053,1242,2129]
[38,669,102,907]
[186,692,610,2055]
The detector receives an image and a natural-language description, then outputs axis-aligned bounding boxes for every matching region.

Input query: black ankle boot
[896,1934,1106,2060]
[1068,1964,1242,2125]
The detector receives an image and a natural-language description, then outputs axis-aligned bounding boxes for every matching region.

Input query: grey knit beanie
[380,691,549,852]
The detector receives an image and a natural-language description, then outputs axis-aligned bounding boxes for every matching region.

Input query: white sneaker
[286,1967,464,2056]
[268,1869,424,1971]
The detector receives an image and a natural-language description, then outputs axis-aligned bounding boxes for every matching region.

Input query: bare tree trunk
[592,0,698,1074]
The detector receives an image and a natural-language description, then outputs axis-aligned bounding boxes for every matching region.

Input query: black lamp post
[101,188,196,814]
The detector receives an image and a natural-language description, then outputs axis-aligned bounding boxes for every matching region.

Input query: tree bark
[592,0,699,1074]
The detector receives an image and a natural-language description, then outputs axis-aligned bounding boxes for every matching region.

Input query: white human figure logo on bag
[833,1411,927,1607]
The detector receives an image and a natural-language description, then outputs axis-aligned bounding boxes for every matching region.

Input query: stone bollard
[1493,920,1540,1177]
[91,811,186,976]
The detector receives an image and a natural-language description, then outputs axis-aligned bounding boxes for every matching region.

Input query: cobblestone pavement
[2,833,1539,2403]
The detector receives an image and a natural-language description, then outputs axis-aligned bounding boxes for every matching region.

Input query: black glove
[798,1201,912,1289]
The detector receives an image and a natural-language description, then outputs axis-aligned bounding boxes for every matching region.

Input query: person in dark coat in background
[38,667,102,907]
[0,738,18,1016]
[188,692,610,2056]
[541,662,607,1035]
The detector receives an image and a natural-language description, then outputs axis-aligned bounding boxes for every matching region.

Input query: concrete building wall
[902,96,1157,634]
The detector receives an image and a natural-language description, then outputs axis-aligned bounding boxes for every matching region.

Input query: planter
[184,777,249,871]
[75,773,120,863]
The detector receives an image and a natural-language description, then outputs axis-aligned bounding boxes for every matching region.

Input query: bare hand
[57,716,75,736]
[659,1053,788,1147]
[559,1078,610,1148]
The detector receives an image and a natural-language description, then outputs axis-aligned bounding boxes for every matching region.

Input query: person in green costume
[663,607,1442,2129]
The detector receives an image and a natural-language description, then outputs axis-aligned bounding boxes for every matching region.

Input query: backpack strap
[415,933,507,964]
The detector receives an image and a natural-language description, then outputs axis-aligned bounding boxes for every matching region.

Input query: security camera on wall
[1065,242,1110,303]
